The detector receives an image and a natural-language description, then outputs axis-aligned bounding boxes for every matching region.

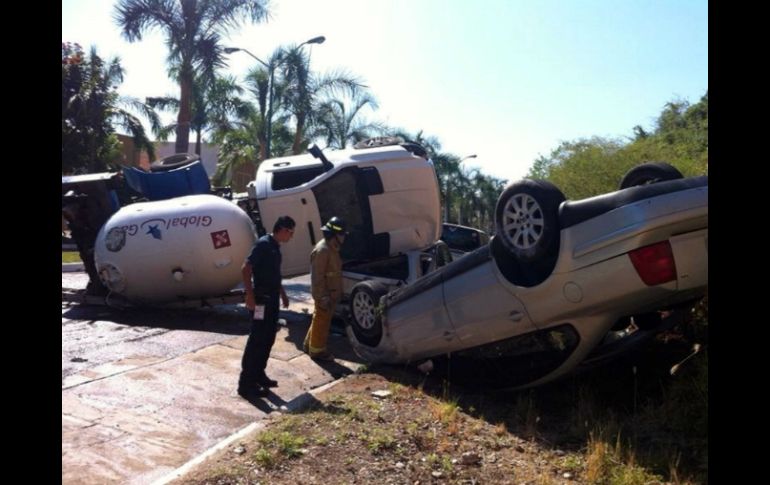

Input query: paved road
[62,273,316,385]
[62,271,362,485]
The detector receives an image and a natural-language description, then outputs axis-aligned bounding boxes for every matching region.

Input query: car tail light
[628,241,677,286]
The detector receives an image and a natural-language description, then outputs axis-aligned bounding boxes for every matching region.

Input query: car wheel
[349,280,389,347]
[619,162,683,189]
[149,153,201,173]
[494,179,565,263]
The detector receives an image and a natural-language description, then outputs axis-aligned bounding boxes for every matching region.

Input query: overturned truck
[63,139,441,304]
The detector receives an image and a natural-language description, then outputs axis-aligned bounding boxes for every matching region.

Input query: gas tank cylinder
[94,194,256,303]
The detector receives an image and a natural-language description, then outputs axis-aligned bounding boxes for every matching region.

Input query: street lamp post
[224,36,325,160]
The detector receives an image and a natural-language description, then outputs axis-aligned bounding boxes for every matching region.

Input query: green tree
[526,91,708,199]
[147,73,245,155]
[114,0,270,154]
[62,42,157,173]
[316,93,384,149]
[279,46,364,155]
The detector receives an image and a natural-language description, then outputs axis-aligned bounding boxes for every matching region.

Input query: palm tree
[62,43,159,173]
[114,0,270,154]
[316,93,385,149]
[210,107,262,188]
[278,46,364,155]
[147,73,245,155]
[473,172,506,232]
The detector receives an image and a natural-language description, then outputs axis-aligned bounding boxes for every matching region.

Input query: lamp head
[305,36,326,45]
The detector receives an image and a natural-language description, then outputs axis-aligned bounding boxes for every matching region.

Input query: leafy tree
[279,46,364,155]
[62,42,157,173]
[316,93,384,149]
[147,73,245,155]
[527,91,708,199]
[114,0,270,154]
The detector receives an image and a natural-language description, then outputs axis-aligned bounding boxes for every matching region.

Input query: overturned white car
[345,164,708,389]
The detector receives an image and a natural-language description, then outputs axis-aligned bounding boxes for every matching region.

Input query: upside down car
[345,163,708,389]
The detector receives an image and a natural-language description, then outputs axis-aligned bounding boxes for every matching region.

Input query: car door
[442,260,538,350]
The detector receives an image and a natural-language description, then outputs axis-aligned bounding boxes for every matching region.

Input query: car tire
[619,162,683,189]
[149,153,201,173]
[349,280,389,347]
[494,179,565,263]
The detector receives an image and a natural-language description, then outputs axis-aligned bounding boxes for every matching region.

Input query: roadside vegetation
[179,301,707,485]
[62,252,81,263]
[529,93,708,200]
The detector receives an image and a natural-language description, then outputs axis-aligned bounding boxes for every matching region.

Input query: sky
[62,0,707,182]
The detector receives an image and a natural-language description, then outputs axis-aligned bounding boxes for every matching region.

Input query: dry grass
[62,251,81,263]
[178,300,708,485]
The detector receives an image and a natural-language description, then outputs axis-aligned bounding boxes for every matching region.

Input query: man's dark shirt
[248,234,282,296]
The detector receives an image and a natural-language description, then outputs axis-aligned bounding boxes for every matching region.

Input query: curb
[62,262,84,272]
[151,375,353,485]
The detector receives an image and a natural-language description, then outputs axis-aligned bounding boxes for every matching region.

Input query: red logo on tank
[210,230,231,249]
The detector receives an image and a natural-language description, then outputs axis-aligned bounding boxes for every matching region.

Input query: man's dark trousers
[239,294,280,389]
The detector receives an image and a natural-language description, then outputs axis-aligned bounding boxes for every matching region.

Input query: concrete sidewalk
[62,285,363,484]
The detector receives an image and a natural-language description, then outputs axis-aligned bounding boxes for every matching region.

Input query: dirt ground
[175,331,706,485]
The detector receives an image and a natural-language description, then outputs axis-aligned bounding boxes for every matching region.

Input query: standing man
[238,216,296,400]
[303,217,347,361]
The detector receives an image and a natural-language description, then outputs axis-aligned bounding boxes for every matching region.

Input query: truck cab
[244,140,441,277]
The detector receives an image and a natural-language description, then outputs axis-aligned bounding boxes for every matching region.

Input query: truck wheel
[494,179,565,263]
[353,136,404,149]
[349,280,389,346]
[619,162,683,189]
[150,153,201,172]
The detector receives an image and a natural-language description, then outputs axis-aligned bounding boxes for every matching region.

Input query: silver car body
[347,176,708,388]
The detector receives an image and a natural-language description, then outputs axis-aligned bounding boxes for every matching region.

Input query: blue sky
[62,0,707,181]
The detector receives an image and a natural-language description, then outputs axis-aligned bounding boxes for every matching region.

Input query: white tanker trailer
[94,194,256,303]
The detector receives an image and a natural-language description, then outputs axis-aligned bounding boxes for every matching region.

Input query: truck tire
[150,153,201,173]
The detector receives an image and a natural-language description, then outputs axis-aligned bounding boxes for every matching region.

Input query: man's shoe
[256,375,279,388]
[309,350,335,362]
[238,386,269,400]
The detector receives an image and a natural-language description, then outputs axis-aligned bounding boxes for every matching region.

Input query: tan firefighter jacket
[310,237,343,307]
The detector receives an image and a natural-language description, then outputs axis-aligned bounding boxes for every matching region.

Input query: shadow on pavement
[62,303,251,335]
[280,312,364,368]
[239,391,289,412]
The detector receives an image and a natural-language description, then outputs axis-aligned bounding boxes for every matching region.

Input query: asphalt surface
[62,271,364,484]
